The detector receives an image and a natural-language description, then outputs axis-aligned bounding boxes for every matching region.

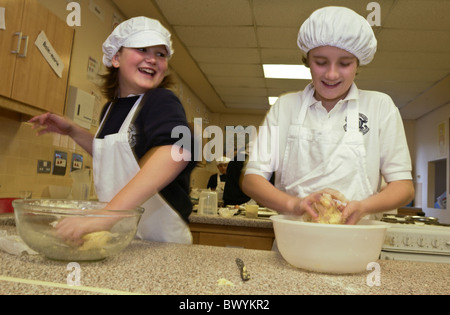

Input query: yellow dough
[217,278,234,286]
[79,231,113,251]
[304,193,345,224]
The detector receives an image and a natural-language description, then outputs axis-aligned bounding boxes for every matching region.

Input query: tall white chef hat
[102,16,174,67]
[297,6,377,66]
[216,156,231,165]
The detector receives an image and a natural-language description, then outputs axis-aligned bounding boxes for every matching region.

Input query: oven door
[380,250,450,263]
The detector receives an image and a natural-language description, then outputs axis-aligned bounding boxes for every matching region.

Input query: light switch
[52,151,67,176]
[71,153,83,171]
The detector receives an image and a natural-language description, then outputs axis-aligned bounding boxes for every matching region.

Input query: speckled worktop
[1,213,449,296]
[189,212,274,228]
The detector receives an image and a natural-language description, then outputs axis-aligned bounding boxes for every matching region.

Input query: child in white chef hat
[242,6,414,224]
[30,17,196,244]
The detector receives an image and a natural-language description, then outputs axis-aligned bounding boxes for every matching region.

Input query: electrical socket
[37,160,52,174]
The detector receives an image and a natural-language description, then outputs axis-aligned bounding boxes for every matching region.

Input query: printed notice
[89,0,104,21]
[0,7,5,30]
[34,30,64,78]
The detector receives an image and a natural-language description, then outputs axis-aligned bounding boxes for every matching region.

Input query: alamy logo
[66,2,81,27]
[65,2,382,27]
[170,118,280,169]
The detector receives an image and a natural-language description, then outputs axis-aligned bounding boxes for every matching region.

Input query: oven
[380,215,450,263]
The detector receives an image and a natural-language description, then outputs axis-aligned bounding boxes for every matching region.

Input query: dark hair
[302,55,310,68]
[100,68,175,101]
[100,66,120,101]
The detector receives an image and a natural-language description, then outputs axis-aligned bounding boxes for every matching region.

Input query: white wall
[414,103,450,224]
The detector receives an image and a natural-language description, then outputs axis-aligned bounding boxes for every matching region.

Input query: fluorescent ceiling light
[263,64,311,80]
[268,97,278,105]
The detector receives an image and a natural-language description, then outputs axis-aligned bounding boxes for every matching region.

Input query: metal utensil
[235,258,250,281]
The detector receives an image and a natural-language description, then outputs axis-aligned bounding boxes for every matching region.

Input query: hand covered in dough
[54,216,119,246]
[303,188,348,224]
[340,200,365,225]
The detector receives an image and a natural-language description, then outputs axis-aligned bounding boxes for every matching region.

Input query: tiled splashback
[0,109,93,199]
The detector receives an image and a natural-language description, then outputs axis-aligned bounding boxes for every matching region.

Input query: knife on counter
[235,258,250,281]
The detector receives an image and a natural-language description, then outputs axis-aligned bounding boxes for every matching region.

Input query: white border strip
[0,275,146,295]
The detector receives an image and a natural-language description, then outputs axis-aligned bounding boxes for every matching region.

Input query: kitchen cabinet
[190,222,275,250]
[0,0,74,115]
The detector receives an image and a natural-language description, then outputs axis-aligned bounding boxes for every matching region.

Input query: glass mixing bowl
[13,199,144,261]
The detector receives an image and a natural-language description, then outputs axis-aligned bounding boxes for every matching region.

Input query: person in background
[242,7,414,225]
[223,149,251,206]
[207,156,230,192]
[29,17,195,244]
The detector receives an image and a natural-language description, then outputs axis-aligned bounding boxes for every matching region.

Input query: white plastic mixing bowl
[271,215,390,274]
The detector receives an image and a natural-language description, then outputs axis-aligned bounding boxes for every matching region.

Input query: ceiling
[112,0,450,119]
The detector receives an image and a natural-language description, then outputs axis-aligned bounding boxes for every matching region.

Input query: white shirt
[245,83,412,195]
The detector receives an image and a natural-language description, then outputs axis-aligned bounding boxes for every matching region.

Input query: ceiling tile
[357,68,449,82]
[265,79,308,90]
[155,0,253,25]
[371,51,450,70]
[188,47,261,64]
[174,26,257,48]
[225,103,270,110]
[222,95,270,108]
[252,0,314,27]
[257,26,299,49]
[209,76,266,88]
[222,95,268,103]
[252,0,395,27]
[355,80,435,94]
[199,63,263,77]
[216,87,267,97]
[377,29,450,53]
[260,48,304,64]
[383,0,450,30]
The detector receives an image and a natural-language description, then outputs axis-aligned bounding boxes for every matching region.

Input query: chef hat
[297,6,377,66]
[102,16,174,67]
[216,156,231,165]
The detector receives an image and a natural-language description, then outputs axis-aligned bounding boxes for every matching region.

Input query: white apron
[280,86,373,202]
[93,95,192,244]
[216,173,225,190]
[216,173,225,200]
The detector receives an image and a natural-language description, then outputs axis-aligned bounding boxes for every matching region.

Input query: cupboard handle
[11,32,22,54]
[18,35,29,58]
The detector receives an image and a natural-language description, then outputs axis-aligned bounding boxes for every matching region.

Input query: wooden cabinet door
[11,0,74,115]
[0,0,25,98]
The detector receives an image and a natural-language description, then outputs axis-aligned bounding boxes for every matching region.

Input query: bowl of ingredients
[271,215,390,274]
[13,199,144,261]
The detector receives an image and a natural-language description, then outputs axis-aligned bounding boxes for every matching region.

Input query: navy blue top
[98,88,195,223]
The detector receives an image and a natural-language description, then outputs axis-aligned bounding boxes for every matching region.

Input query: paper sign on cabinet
[34,30,64,78]
[0,7,5,30]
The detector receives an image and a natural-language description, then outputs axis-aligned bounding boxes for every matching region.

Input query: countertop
[1,214,449,296]
[189,212,274,228]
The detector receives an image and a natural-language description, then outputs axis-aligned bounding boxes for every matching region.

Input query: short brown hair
[100,46,175,102]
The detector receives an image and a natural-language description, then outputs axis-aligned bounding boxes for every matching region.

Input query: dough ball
[78,231,113,251]
[304,192,345,224]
